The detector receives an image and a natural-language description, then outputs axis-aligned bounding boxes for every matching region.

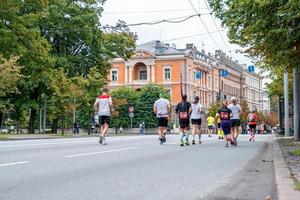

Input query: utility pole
[293,66,299,140]
[284,67,289,137]
[294,44,300,140]
[43,95,47,134]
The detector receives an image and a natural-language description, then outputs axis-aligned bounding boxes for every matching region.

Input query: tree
[209,0,300,69]
[110,87,138,129]
[136,84,170,128]
[208,102,221,118]
[240,100,249,123]
[0,56,22,129]
[0,0,136,133]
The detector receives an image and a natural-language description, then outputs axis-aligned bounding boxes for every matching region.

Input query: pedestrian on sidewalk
[207,115,215,137]
[94,88,113,145]
[216,100,233,147]
[215,114,224,140]
[191,96,203,144]
[139,122,145,135]
[228,97,242,146]
[175,94,192,146]
[247,110,258,142]
[153,94,171,145]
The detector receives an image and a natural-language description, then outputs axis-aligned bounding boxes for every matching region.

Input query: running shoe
[218,136,221,140]
[162,136,166,143]
[99,135,103,144]
[234,141,237,146]
[208,135,212,137]
[225,143,229,147]
[230,140,235,145]
[180,140,184,146]
[249,138,252,141]
[102,139,107,145]
[159,138,163,145]
[184,140,190,146]
[199,141,202,144]
[192,140,195,145]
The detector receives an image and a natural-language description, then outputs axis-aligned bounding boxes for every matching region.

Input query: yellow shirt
[207,116,215,126]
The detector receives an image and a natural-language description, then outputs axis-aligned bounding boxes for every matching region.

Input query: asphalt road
[0,134,276,200]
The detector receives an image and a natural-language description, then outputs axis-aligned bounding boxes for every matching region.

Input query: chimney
[186,43,193,49]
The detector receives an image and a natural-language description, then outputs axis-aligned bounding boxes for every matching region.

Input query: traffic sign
[129,112,134,118]
[196,71,202,79]
[128,106,134,112]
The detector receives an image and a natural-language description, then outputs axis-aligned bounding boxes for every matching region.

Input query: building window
[139,69,147,80]
[193,71,196,82]
[111,70,118,82]
[164,68,171,80]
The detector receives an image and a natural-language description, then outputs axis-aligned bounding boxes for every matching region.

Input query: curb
[273,135,300,200]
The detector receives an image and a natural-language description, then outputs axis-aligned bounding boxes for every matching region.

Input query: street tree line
[0,0,136,133]
[209,0,300,139]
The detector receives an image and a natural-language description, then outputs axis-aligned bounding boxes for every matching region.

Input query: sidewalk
[273,135,300,200]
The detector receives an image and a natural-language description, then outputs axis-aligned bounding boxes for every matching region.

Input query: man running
[207,115,215,137]
[175,94,192,146]
[228,97,242,146]
[191,96,203,144]
[216,100,233,147]
[94,88,113,145]
[153,94,171,145]
[247,110,258,142]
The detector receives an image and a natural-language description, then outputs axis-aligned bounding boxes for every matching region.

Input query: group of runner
[94,88,258,146]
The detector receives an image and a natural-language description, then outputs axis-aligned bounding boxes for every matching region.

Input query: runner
[207,115,215,137]
[94,88,113,145]
[216,100,233,147]
[215,113,224,140]
[153,94,171,145]
[228,97,242,146]
[175,94,192,146]
[247,110,258,142]
[191,96,203,145]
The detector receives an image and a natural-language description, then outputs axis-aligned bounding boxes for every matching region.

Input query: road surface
[0,134,276,200]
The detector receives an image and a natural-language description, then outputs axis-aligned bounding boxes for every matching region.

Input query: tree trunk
[28,108,37,134]
[51,118,59,133]
[0,112,3,129]
[61,116,65,136]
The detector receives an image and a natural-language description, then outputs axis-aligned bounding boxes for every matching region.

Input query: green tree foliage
[209,0,300,68]
[0,0,136,133]
[208,102,221,118]
[0,56,22,107]
[110,87,138,128]
[110,85,170,129]
[136,84,170,128]
[240,100,249,123]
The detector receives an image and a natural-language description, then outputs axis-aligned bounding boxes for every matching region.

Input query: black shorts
[208,125,214,130]
[231,119,241,127]
[217,123,221,128]
[191,118,202,125]
[99,116,110,125]
[249,124,257,129]
[157,117,168,127]
[179,119,190,129]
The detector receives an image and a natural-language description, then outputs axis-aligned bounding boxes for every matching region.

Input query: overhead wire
[187,0,221,50]
[162,30,223,42]
[203,0,232,53]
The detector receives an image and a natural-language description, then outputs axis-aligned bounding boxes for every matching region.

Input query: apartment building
[109,40,263,112]
[109,41,213,107]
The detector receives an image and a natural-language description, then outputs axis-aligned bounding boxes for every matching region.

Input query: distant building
[262,91,271,113]
[108,40,264,113]
[242,65,263,111]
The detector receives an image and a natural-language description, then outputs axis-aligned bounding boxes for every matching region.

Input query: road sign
[128,106,134,112]
[129,112,134,118]
[248,65,255,73]
[196,71,202,79]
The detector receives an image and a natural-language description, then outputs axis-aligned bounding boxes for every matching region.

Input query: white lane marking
[0,161,29,167]
[0,140,93,148]
[64,146,139,158]
[0,136,147,149]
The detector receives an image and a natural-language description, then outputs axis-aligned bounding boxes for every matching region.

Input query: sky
[100,0,270,87]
